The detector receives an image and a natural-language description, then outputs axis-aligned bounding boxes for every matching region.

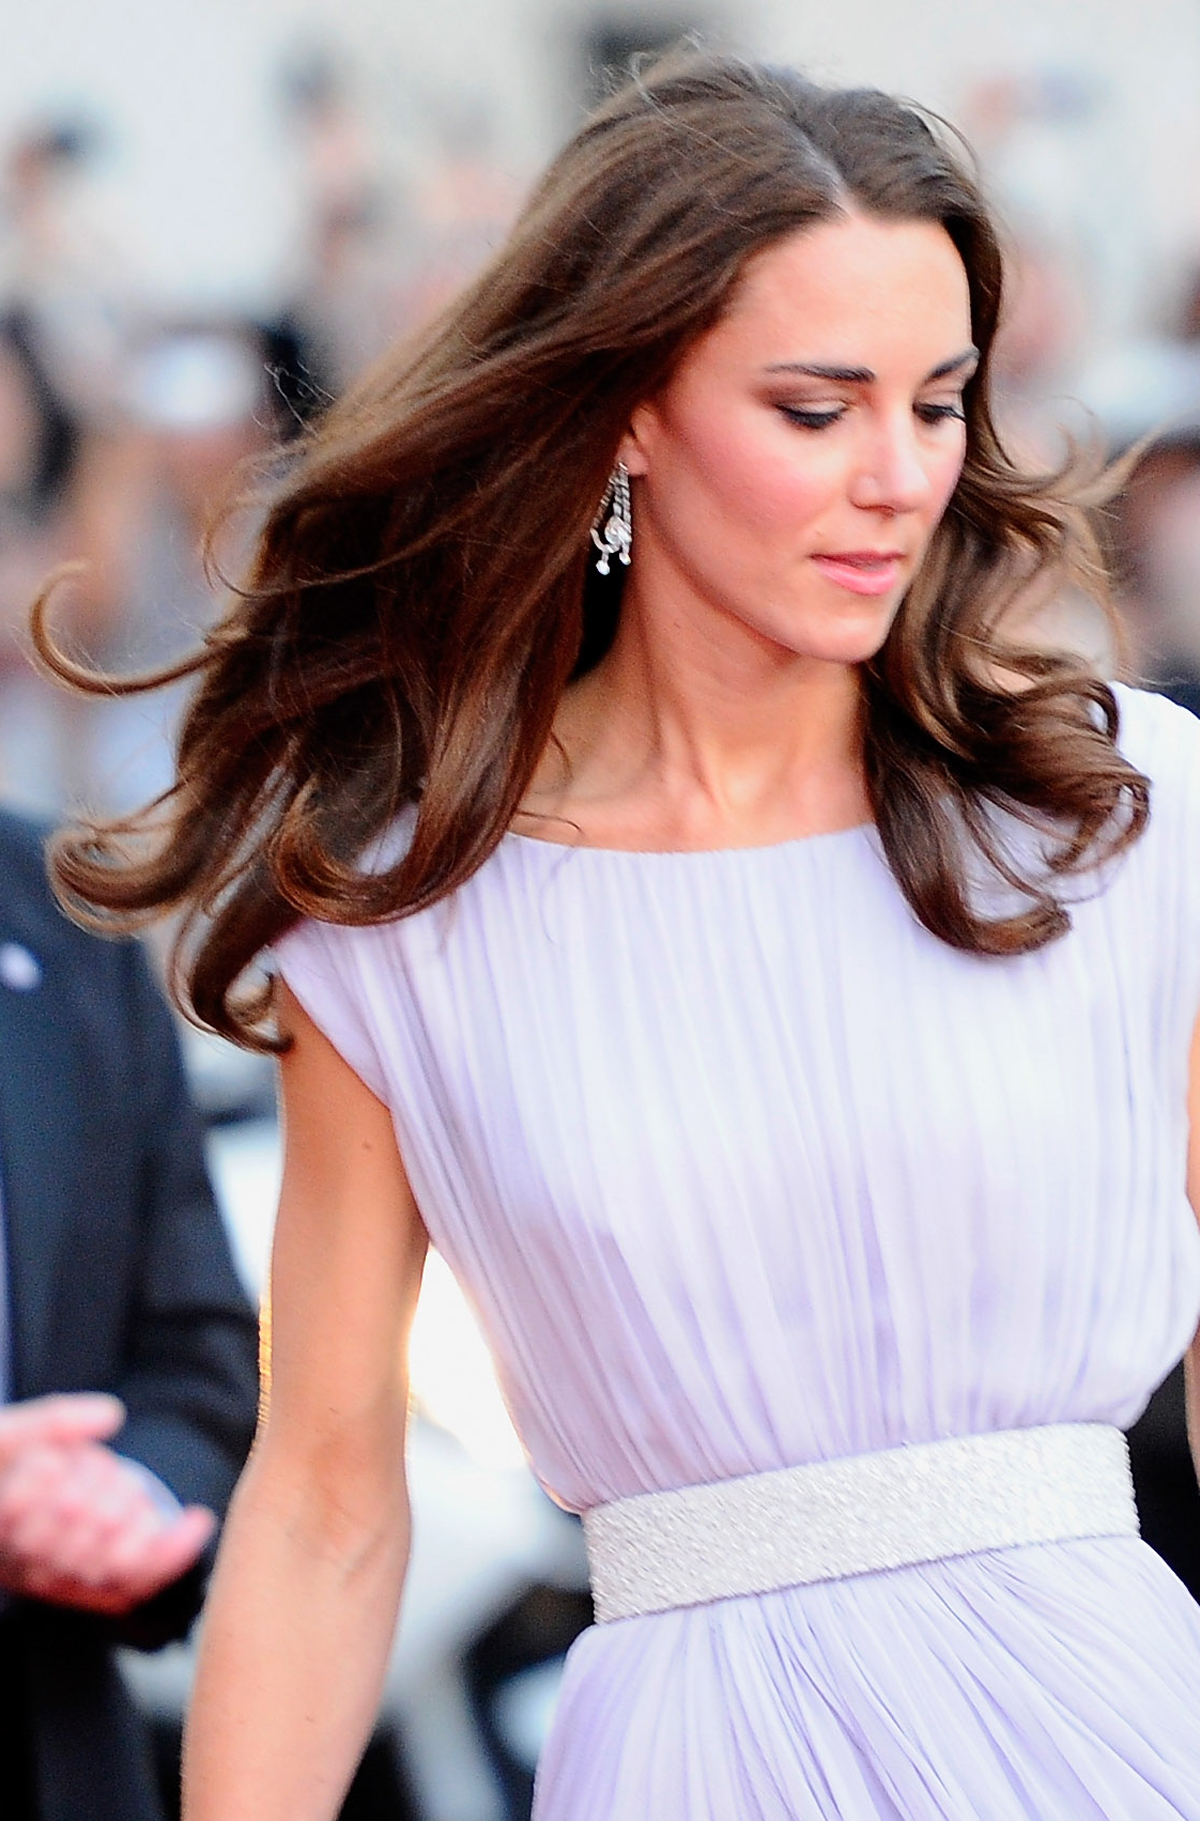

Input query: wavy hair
[36,51,1148,1047]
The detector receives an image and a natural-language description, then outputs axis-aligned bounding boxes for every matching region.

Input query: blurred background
[3,2,1200,1818]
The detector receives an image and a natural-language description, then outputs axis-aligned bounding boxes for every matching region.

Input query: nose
[848,412,934,517]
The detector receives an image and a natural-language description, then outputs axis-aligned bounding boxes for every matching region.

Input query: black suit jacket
[0,811,259,1821]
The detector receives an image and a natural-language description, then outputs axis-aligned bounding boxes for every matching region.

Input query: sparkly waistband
[582,1423,1138,1623]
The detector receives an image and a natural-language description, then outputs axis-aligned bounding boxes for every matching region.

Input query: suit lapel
[0,931,80,1395]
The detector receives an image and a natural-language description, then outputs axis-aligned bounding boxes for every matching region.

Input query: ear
[616,400,658,478]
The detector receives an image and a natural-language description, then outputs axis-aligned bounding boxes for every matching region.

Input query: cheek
[666,410,841,542]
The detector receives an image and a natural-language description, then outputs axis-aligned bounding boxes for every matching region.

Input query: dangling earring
[590,461,632,575]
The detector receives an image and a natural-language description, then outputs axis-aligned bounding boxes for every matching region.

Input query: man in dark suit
[0,808,259,1821]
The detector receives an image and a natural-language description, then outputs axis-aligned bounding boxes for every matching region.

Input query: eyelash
[780,403,966,430]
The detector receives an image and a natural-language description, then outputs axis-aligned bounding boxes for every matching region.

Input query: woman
[39,53,1200,1820]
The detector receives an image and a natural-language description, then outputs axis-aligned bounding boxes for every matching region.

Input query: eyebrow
[763,348,980,384]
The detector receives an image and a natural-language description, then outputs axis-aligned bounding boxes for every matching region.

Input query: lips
[811,551,906,597]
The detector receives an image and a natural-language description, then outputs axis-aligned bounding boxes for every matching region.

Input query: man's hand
[0,1394,216,1615]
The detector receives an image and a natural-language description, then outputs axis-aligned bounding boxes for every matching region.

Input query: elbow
[243,1402,411,1579]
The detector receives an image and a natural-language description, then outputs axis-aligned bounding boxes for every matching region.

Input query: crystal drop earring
[590,461,632,575]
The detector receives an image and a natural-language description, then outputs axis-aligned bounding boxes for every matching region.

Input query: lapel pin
[0,942,43,991]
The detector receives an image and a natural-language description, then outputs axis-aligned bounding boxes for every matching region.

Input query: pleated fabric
[275,682,1200,1819]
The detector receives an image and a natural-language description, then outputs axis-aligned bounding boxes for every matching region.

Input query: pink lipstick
[811,551,905,597]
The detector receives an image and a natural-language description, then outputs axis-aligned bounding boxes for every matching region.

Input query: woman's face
[620,212,975,669]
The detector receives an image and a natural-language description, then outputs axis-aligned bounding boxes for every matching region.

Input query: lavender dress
[275,682,1200,1819]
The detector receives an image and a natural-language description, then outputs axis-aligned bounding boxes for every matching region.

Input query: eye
[915,402,966,426]
[778,406,845,430]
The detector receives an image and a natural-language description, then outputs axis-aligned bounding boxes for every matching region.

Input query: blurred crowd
[0,51,522,821]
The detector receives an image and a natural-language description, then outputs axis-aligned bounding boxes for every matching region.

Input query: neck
[535,574,872,848]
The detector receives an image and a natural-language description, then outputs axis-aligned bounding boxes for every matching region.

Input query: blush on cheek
[707,437,839,538]
[673,388,825,527]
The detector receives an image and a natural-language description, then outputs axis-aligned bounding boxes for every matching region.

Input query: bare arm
[182,983,428,1821]
[1183,1011,1200,1486]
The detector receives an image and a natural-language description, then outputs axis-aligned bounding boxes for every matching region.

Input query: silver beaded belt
[583,1423,1138,1622]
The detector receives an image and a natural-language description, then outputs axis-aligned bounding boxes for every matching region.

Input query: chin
[765,609,899,668]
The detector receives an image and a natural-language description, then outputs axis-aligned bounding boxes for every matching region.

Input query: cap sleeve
[271,917,390,1102]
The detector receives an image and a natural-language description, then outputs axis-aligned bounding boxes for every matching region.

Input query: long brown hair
[37,51,1148,1048]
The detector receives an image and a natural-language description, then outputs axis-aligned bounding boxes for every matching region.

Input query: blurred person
[0,117,156,817]
[1,317,283,822]
[40,323,278,821]
[0,311,78,701]
[0,310,79,519]
[400,100,523,332]
[37,52,1200,1821]
[955,63,1127,358]
[1099,429,1200,1609]
[0,807,259,1821]
[988,225,1087,462]
[273,50,408,407]
[1176,266,1200,346]
[1110,424,1200,1609]
[271,53,521,416]
[0,307,130,816]
[0,119,136,429]
[955,75,1104,471]
[1128,1354,1200,1606]
[1111,429,1200,713]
